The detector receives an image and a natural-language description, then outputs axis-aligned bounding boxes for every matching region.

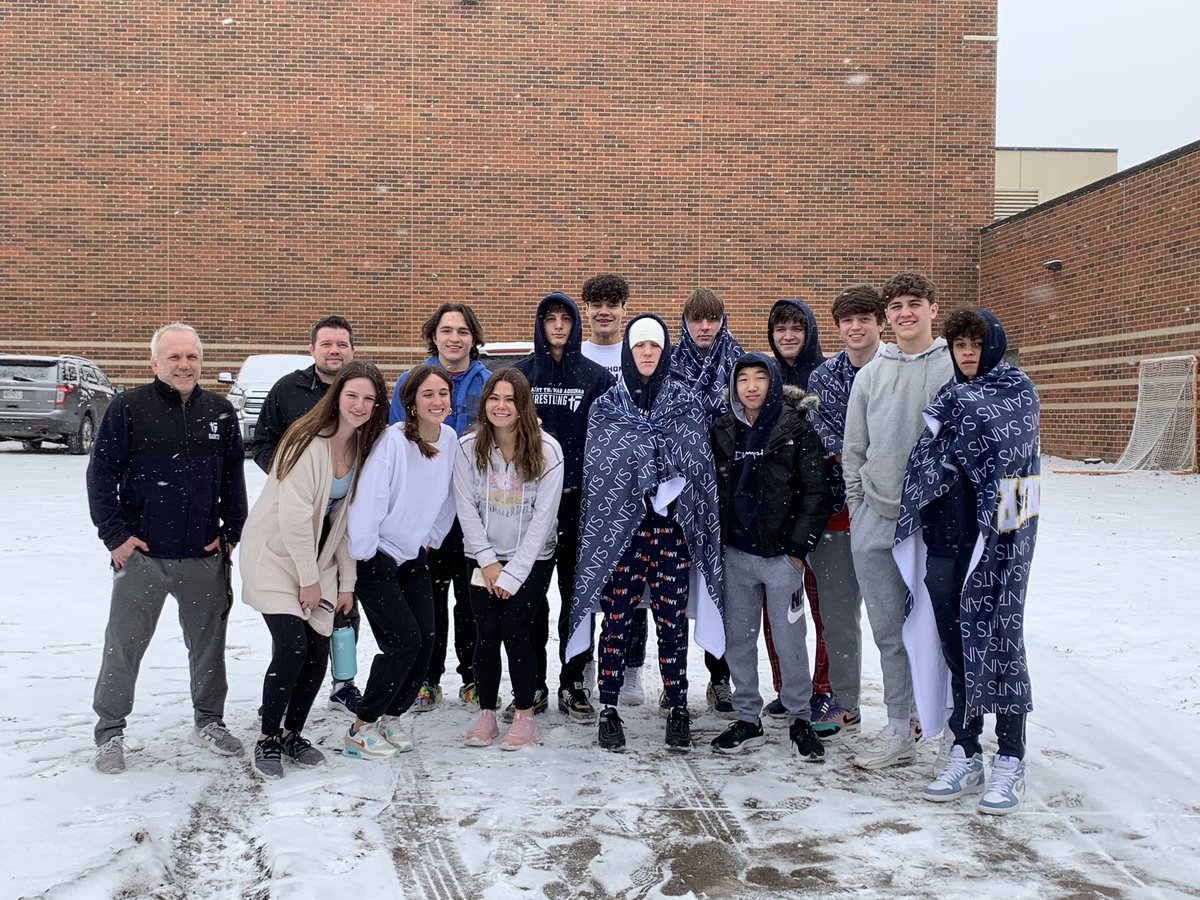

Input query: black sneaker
[329,681,362,716]
[598,707,626,752]
[252,734,284,780]
[710,719,766,754]
[790,718,826,762]
[558,684,598,724]
[665,706,692,752]
[503,687,551,724]
[706,677,735,719]
[281,731,326,768]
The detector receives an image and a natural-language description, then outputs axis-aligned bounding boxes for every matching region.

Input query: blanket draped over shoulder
[566,378,725,659]
[893,361,1040,736]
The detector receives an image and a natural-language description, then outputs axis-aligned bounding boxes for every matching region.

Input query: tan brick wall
[1,1,995,389]
[980,142,1200,462]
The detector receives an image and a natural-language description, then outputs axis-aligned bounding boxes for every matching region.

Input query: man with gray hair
[87,323,248,773]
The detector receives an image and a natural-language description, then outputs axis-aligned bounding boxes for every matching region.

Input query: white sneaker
[931,731,954,776]
[852,723,916,770]
[620,666,645,706]
[344,721,399,759]
[377,715,415,752]
[978,755,1026,815]
[922,744,985,802]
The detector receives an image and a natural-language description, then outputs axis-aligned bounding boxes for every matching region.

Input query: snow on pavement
[2,448,1198,898]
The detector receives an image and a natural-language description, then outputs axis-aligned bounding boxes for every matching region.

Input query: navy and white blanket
[566,378,725,659]
[669,314,744,422]
[893,361,1040,736]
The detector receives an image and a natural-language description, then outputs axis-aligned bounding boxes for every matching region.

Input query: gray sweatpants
[807,528,863,709]
[849,504,913,721]
[722,546,812,725]
[93,552,231,745]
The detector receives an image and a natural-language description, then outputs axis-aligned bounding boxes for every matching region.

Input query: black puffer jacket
[711,376,834,560]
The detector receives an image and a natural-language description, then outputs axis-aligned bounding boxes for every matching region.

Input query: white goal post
[1113,354,1198,473]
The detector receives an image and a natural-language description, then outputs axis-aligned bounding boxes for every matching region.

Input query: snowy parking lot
[3,446,1199,898]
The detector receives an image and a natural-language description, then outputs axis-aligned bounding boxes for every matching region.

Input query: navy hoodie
[767,299,825,389]
[920,310,1008,557]
[515,292,615,492]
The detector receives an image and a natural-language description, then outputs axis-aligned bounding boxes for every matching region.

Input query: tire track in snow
[382,753,477,899]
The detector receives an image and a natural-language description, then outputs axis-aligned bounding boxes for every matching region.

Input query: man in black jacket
[709,352,833,760]
[249,315,355,473]
[514,292,614,724]
[88,323,248,774]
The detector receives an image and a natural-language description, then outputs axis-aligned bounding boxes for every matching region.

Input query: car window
[92,367,112,388]
[0,360,57,383]
[62,361,79,383]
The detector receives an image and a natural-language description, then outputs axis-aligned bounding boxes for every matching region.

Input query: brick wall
[1,1,995,388]
[980,141,1200,463]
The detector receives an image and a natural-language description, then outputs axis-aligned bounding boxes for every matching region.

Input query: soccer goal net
[1113,355,1198,472]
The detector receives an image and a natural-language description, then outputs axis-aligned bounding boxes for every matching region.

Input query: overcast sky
[996,0,1199,170]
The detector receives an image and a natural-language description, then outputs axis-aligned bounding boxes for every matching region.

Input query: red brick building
[980,140,1200,462]
[1,1,996,385]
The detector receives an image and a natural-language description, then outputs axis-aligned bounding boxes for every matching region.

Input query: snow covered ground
[2,446,1199,899]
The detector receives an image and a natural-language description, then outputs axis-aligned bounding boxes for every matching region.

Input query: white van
[218,354,313,445]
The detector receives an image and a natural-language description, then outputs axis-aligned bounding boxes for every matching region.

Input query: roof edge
[984,138,1200,233]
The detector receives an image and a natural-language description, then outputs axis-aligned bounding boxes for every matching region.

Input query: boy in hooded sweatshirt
[894,309,1039,815]
[567,315,724,754]
[514,292,614,725]
[709,353,834,760]
[766,299,833,722]
[841,273,953,770]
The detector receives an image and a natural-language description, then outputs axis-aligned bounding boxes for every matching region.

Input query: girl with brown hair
[241,361,389,779]
[454,369,564,749]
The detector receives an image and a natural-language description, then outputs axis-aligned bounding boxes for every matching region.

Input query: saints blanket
[669,314,744,422]
[566,378,725,659]
[893,361,1040,736]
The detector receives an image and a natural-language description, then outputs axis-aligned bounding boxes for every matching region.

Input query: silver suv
[218,354,313,445]
[0,354,119,454]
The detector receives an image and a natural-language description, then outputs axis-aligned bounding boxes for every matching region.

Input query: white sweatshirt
[453,431,564,596]
[347,422,458,564]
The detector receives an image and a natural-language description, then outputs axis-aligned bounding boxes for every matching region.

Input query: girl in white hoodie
[455,369,564,750]
[345,365,458,759]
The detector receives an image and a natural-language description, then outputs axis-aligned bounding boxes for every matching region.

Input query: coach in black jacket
[87,323,248,775]
[248,315,356,474]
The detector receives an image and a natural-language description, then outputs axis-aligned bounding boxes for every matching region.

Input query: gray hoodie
[842,338,953,520]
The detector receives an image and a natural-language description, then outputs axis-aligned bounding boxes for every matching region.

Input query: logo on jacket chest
[208,421,221,440]
[531,386,585,413]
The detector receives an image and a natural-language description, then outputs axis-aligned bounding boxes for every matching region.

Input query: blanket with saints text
[893,360,1040,737]
[566,378,725,660]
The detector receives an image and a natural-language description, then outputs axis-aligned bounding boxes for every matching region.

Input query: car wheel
[20,440,43,452]
[68,415,94,455]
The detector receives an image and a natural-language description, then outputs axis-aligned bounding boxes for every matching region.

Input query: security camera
[1043,259,1063,272]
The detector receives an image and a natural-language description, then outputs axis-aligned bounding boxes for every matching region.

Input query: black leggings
[261,614,330,736]
[471,558,556,711]
[925,554,1026,759]
[354,549,436,723]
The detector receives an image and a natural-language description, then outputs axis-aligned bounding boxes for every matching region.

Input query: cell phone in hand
[470,567,487,588]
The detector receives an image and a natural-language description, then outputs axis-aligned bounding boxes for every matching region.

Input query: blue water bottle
[330,613,357,682]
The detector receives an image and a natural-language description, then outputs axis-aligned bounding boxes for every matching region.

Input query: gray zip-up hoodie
[842,338,953,520]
